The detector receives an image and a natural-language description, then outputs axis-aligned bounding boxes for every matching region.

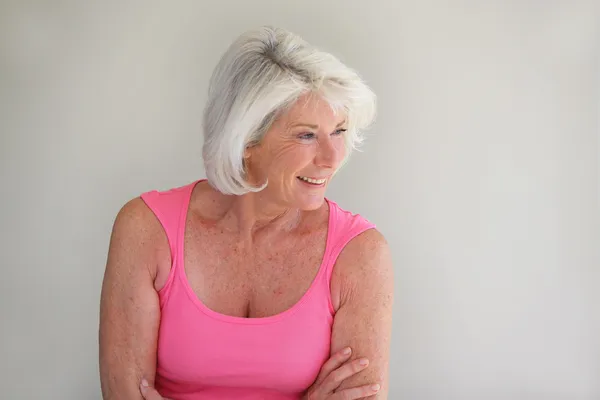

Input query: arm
[329,229,394,399]
[99,198,168,399]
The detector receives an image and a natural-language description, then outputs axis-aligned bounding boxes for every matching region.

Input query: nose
[315,136,344,169]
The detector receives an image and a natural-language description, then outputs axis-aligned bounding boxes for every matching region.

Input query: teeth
[299,176,326,184]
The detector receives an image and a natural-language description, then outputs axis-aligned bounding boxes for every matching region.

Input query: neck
[225,190,301,241]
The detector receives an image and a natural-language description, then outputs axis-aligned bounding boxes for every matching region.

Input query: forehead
[280,93,346,129]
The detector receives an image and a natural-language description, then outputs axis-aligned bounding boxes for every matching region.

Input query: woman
[99,26,393,399]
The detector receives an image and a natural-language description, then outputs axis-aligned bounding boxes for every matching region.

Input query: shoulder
[338,228,392,280]
[109,196,169,279]
[112,197,159,239]
[328,201,393,310]
[332,227,394,312]
[112,179,201,255]
[346,227,388,252]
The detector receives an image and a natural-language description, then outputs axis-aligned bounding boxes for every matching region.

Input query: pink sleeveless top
[140,180,375,400]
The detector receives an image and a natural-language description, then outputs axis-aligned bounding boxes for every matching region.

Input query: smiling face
[245,92,347,211]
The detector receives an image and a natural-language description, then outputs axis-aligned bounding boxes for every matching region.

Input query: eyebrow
[289,120,347,130]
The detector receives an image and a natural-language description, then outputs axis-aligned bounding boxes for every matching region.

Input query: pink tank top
[140,180,375,400]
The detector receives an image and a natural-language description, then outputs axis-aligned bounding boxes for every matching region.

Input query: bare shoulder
[109,196,168,281]
[339,228,391,271]
[113,197,157,234]
[332,228,394,309]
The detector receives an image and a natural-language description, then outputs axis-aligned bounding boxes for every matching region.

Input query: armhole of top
[139,182,199,307]
[139,191,180,305]
[324,205,377,315]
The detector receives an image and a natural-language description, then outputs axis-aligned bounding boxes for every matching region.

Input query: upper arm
[99,198,168,399]
[330,229,394,399]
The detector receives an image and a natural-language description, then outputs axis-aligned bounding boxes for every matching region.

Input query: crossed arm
[99,200,394,399]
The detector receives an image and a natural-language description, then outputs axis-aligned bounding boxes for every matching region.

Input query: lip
[296,175,330,180]
[296,176,327,187]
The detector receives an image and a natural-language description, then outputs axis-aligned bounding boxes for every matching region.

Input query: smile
[297,176,327,185]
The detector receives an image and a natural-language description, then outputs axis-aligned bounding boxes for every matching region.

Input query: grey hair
[202,26,376,195]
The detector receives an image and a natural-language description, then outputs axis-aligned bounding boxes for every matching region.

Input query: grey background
[1,1,598,399]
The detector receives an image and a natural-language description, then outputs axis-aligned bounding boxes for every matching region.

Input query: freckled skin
[174,92,348,319]
[99,92,393,399]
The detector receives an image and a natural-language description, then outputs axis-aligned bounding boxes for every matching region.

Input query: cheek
[271,145,313,172]
[332,139,347,162]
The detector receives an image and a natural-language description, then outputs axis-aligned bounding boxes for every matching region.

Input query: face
[245,93,347,211]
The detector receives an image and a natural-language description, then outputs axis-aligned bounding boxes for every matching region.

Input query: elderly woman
[99,26,393,400]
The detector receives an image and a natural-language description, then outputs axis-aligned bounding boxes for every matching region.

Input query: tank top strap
[139,181,198,266]
[324,199,377,288]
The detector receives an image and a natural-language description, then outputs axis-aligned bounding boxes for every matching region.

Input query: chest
[155,286,333,396]
[183,213,329,319]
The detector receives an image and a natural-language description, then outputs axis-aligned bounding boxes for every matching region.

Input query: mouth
[297,176,327,187]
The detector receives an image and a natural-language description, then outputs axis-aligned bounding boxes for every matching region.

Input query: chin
[290,178,330,210]
[296,196,326,211]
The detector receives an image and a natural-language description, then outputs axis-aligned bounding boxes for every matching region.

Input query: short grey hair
[202,26,376,195]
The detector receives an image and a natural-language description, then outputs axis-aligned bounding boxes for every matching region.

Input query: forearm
[101,376,144,400]
[100,349,156,400]
[99,300,159,400]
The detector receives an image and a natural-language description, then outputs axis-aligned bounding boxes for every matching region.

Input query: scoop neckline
[176,179,335,325]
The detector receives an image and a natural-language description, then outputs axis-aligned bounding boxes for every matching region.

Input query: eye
[298,132,317,140]
[332,128,347,136]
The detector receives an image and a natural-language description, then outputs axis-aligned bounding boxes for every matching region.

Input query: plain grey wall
[1,1,598,399]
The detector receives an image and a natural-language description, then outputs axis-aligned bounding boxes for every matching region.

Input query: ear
[244,140,260,160]
[242,144,255,170]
